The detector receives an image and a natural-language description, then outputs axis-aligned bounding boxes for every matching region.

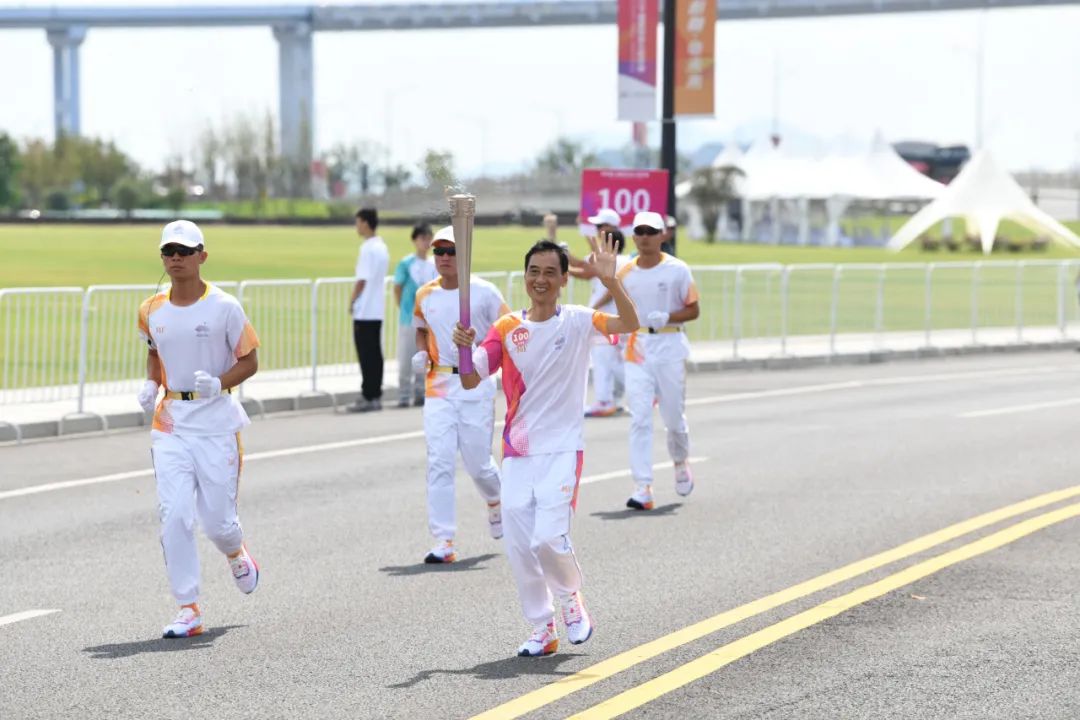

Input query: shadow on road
[379,553,499,577]
[388,652,586,689]
[590,503,683,521]
[82,625,245,659]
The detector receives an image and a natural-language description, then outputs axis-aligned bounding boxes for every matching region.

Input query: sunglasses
[161,244,202,257]
[634,227,662,236]
[432,246,456,257]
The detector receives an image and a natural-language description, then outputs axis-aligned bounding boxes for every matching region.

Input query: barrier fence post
[1015,262,1024,342]
[874,264,885,348]
[733,267,743,359]
[924,263,934,348]
[829,265,842,356]
[779,266,790,356]
[971,262,981,345]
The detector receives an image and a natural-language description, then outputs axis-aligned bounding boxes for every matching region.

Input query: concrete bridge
[2,0,1073,172]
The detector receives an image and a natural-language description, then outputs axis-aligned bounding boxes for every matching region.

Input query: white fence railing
[2,260,1079,425]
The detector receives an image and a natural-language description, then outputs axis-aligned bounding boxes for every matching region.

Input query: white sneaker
[162,605,203,639]
[488,501,503,540]
[626,485,655,511]
[229,543,259,594]
[424,539,456,564]
[517,621,559,657]
[560,591,594,645]
[674,462,694,497]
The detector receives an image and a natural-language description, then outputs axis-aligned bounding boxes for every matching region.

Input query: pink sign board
[580,168,670,229]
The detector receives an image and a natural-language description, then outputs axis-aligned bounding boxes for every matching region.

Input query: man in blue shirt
[393,223,437,407]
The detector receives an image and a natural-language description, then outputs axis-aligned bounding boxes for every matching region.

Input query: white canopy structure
[887,149,1080,255]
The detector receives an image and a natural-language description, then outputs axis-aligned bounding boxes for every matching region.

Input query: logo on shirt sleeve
[511,327,530,352]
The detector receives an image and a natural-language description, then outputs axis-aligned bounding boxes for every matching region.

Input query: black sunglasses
[634,227,661,236]
[432,246,456,257]
[161,244,202,257]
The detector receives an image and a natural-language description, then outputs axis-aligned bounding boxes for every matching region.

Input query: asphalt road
[3,351,1080,720]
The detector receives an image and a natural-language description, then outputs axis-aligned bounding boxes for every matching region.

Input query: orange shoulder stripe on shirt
[615,257,640,280]
[413,279,441,321]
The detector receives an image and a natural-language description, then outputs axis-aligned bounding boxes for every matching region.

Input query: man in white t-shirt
[618,211,701,511]
[136,220,261,639]
[411,226,510,563]
[348,207,390,413]
[452,236,639,657]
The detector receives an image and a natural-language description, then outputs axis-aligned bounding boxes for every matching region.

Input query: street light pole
[660,0,677,256]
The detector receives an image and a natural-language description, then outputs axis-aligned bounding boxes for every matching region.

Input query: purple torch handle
[450,193,476,375]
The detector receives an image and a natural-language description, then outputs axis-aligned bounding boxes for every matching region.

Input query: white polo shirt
[618,253,699,364]
[137,283,260,435]
[353,235,389,321]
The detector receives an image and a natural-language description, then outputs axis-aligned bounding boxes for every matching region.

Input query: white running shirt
[138,284,260,435]
[413,276,510,401]
[473,304,612,457]
[618,253,699,364]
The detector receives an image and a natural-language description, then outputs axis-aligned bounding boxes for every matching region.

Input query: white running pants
[502,451,584,627]
[625,361,690,488]
[423,396,501,541]
[151,430,244,606]
[590,342,625,406]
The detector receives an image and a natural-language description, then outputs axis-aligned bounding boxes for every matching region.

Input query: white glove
[137,380,159,413]
[646,310,670,331]
[193,370,222,398]
[411,351,430,375]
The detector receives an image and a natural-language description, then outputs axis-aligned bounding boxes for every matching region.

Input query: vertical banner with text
[617,0,658,121]
[674,0,716,116]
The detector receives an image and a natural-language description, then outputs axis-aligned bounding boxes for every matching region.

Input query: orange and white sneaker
[560,591,594,645]
[674,462,694,497]
[162,604,203,639]
[229,543,259,594]
[487,501,503,540]
[584,402,619,418]
[517,621,559,657]
[424,539,456,564]
[626,485,655,511]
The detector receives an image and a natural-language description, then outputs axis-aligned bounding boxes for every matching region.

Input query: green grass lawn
[2,222,1079,393]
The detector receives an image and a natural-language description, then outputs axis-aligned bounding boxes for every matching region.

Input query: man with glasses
[411,226,510,563]
[393,224,437,408]
[619,211,700,511]
[136,220,261,639]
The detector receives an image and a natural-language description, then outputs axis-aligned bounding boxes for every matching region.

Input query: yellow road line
[468,484,1080,720]
[571,501,1080,720]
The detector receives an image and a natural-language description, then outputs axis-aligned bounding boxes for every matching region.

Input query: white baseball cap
[433,225,455,244]
[666,214,677,228]
[587,208,621,227]
[160,220,205,249]
[632,211,665,231]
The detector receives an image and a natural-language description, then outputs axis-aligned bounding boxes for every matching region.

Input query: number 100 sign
[580,168,670,228]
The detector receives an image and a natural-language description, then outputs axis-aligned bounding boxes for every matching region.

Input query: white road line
[0,609,61,628]
[581,457,708,485]
[2,364,1069,502]
[960,397,1080,419]
[686,365,1067,408]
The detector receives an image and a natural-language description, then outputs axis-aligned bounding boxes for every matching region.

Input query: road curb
[4,339,1078,443]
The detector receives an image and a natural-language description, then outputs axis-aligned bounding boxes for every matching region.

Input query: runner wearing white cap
[136,220,261,639]
[411,226,510,563]
[618,211,700,510]
[452,234,639,657]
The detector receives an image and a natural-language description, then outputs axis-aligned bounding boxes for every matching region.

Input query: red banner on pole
[580,169,670,229]
[674,0,715,116]
[617,0,658,121]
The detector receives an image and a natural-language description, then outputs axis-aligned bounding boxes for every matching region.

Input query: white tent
[887,149,1080,254]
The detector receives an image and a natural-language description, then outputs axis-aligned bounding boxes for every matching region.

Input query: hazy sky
[1,0,1078,175]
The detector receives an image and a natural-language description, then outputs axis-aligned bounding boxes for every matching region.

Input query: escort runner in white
[136,220,261,639]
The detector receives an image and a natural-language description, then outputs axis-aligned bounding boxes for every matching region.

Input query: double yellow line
[470,485,1080,720]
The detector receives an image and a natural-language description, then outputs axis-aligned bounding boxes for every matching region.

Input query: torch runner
[449,193,476,374]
